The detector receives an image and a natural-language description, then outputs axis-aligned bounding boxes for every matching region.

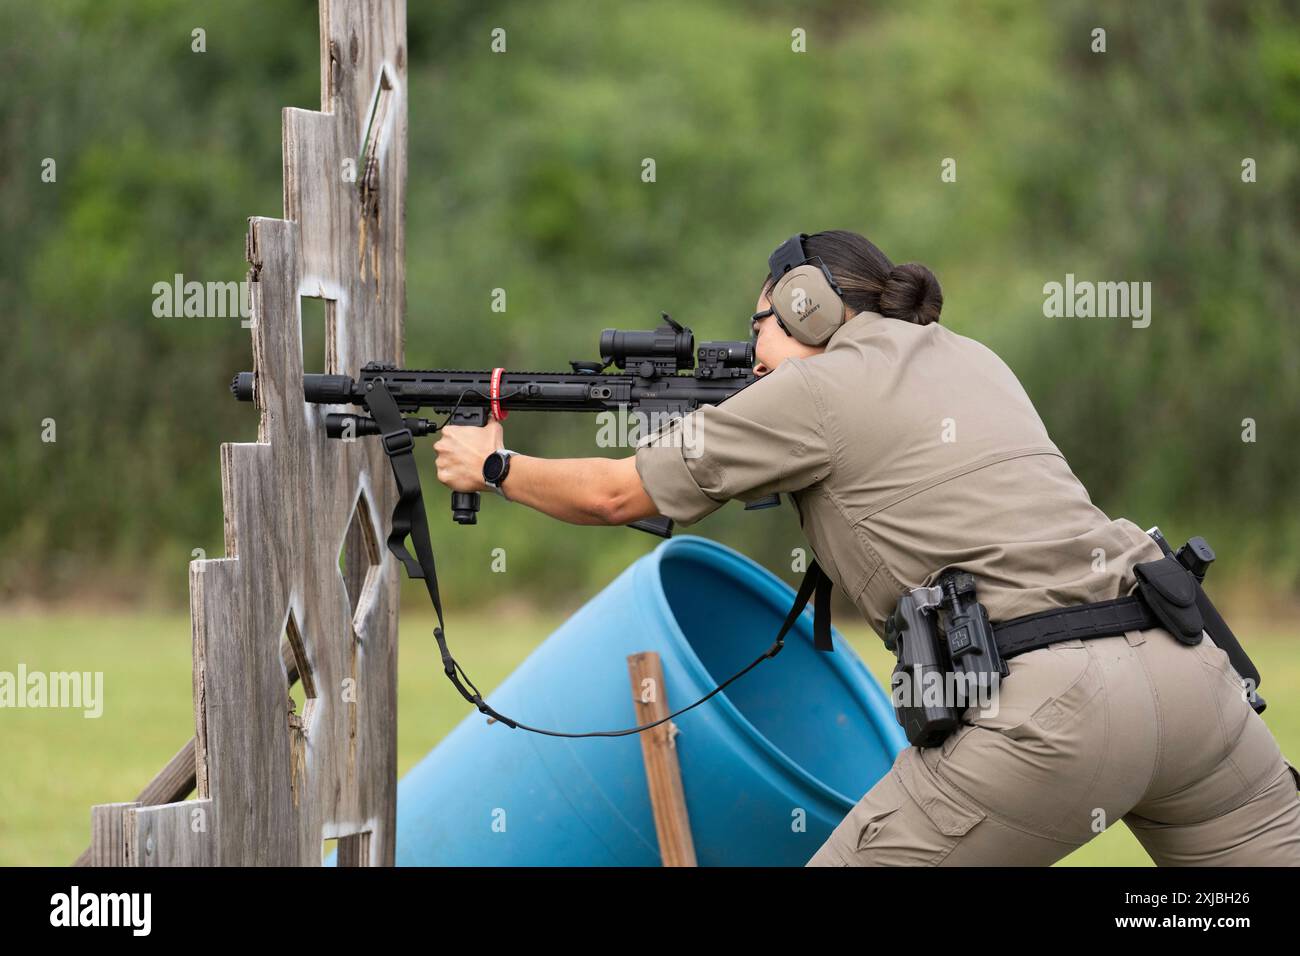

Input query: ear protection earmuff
[765,233,849,347]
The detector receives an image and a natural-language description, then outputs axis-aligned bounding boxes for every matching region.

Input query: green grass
[0,608,572,867]
[0,609,1295,866]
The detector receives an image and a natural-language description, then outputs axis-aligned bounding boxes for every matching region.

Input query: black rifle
[230,314,833,738]
[231,313,780,537]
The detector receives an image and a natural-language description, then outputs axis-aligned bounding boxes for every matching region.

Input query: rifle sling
[362,378,834,738]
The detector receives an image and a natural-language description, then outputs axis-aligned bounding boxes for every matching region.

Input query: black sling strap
[362,378,835,738]
[811,560,833,652]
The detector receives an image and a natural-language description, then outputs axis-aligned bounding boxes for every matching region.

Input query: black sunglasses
[750,306,797,343]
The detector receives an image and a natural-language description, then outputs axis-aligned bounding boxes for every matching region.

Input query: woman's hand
[433,419,505,493]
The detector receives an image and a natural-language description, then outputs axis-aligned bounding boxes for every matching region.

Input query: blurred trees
[2,0,1297,605]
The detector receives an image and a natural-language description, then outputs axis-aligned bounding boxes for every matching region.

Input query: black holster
[884,584,960,747]
[884,570,1008,747]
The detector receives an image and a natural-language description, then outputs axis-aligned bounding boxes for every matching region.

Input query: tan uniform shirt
[634,310,1164,639]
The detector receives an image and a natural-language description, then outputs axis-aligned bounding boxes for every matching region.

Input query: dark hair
[762,229,943,326]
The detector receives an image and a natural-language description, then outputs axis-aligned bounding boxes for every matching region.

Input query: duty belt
[992,594,1159,660]
[886,533,1264,749]
[989,534,1263,715]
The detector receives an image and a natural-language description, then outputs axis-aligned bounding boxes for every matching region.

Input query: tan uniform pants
[807,628,1300,865]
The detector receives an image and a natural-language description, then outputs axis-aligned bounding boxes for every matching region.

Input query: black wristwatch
[482,449,516,498]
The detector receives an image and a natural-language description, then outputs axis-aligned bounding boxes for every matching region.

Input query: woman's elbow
[603,458,662,526]
[606,491,661,526]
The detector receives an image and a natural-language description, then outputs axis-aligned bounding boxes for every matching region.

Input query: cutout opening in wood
[280,609,317,729]
[338,490,382,629]
[333,831,372,867]
[299,295,338,375]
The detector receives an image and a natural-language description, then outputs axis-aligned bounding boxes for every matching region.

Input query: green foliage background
[2,0,1298,609]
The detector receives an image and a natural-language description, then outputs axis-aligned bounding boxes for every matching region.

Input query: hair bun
[880,263,943,325]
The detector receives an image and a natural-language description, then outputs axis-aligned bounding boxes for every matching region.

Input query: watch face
[483,453,504,483]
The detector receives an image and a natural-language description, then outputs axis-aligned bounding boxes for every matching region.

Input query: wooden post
[86,0,408,866]
[627,652,698,867]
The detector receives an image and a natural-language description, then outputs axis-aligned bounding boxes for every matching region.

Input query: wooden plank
[627,652,698,867]
[83,0,407,866]
[128,801,215,867]
[136,739,199,807]
[87,803,139,867]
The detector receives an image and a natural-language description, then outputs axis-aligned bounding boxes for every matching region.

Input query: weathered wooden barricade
[82,0,408,866]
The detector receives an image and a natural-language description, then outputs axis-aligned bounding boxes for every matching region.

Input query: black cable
[429,384,530,432]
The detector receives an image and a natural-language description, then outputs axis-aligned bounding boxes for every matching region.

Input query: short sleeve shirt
[634,310,1164,639]
[633,357,832,523]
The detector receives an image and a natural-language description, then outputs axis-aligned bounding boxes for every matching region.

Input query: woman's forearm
[498,454,661,526]
[430,419,661,525]
[499,455,618,525]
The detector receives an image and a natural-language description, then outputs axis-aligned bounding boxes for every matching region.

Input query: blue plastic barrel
[392,534,906,866]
